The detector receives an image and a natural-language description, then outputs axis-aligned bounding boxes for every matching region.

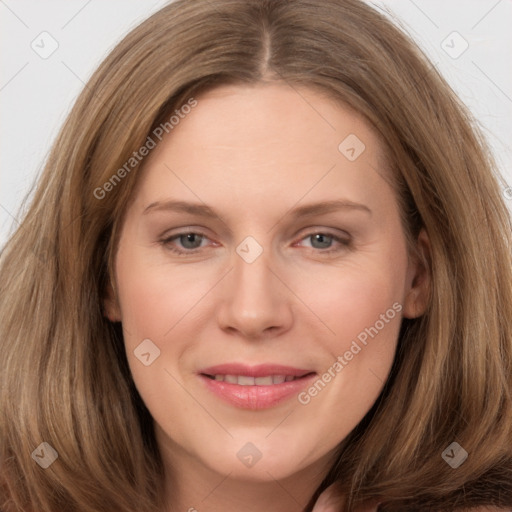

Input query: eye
[295,231,351,253]
[160,229,351,256]
[160,231,211,255]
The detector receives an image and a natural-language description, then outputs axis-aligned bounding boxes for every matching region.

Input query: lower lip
[199,374,317,410]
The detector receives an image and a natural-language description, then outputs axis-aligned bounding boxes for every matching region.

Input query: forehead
[131,82,393,216]
[173,82,380,155]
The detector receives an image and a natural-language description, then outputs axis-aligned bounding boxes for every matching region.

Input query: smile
[204,374,301,385]
[199,364,317,409]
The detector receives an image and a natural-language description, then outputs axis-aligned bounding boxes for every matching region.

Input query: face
[105,83,428,485]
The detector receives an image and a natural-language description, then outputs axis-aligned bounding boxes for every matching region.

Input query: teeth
[255,376,273,385]
[210,374,298,385]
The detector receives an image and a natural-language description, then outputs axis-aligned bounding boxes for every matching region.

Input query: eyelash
[159,230,352,256]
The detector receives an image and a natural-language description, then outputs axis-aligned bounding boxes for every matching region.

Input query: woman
[1,0,511,511]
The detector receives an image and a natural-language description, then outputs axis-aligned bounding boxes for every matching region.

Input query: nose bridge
[232,237,276,312]
[216,234,292,337]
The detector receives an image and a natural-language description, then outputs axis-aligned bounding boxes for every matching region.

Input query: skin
[104,82,430,512]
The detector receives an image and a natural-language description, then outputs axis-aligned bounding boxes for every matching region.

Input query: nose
[216,247,293,340]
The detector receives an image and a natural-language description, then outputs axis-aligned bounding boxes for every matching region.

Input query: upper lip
[199,363,315,378]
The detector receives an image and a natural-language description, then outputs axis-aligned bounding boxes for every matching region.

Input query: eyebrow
[143,199,372,219]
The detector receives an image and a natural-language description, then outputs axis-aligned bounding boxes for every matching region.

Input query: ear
[103,278,122,323]
[402,228,431,319]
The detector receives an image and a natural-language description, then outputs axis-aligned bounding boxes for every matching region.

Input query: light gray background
[1,0,511,249]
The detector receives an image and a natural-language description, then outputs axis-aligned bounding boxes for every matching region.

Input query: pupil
[181,233,201,249]
[312,234,331,249]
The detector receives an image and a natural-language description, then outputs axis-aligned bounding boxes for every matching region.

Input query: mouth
[202,374,308,385]
[198,364,317,409]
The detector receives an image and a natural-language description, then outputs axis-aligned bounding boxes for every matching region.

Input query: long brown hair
[1,1,511,510]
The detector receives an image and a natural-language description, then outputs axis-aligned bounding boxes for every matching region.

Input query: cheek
[294,247,407,357]
[114,247,210,343]
[300,267,402,405]
[339,272,401,349]
[113,241,224,397]
[291,246,406,435]
[113,246,201,417]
